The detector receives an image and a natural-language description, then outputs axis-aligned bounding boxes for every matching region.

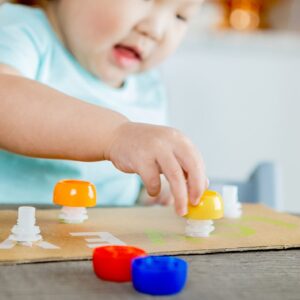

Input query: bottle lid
[132,256,188,295]
[185,190,224,220]
[53,179,97,207]
[93,245,146,282]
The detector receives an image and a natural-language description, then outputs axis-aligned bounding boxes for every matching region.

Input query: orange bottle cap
[53,179,97,207]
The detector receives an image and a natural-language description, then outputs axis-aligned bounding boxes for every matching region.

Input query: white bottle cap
[10,206,41,243]
[222,185,242,218]
[59,206,88,224]
[17,206,36,229]
[185,220,215,238]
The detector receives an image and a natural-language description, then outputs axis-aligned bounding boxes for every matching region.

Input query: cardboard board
[0,204,300,265]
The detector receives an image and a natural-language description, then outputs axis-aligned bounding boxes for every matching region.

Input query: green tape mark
[215,223,256,238]
[239,225,256,237]
[184,236,204,243]
[145,230,185,244]
[241,216,298,229]
[145,230,165,245]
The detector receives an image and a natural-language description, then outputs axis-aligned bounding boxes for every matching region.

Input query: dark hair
[10,0,49,7]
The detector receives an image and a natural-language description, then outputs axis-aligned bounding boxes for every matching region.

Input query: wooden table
[0,250,299,300]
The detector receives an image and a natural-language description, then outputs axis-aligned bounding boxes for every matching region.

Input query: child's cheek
[81,11,128,46]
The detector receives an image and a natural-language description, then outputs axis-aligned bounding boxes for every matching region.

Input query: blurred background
[0,0,299,212]
[161,0,300,213]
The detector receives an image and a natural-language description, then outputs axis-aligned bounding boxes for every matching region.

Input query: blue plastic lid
[132,256,188,295]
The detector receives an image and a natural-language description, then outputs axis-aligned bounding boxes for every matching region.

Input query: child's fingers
[138,161,161,197]
[174,145,206,206]
[160,195,174,206]
[157,153,188,216]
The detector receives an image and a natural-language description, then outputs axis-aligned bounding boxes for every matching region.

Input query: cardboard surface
[0,204,300,265]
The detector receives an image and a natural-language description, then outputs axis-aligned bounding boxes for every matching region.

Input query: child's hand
[105,122,208,216]
[139,175,174,206]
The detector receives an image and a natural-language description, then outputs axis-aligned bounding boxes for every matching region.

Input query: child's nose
[136,13,169,42]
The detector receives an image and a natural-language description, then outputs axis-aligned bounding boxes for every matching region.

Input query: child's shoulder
[0,3,51,48]
[0,3,44,26]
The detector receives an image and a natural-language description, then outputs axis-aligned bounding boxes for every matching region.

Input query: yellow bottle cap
[185,190,224,220]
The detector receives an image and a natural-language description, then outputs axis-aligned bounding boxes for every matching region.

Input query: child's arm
[0,71,129,161]
[0,67,207,216]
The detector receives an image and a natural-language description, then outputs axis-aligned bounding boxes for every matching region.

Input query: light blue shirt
[0,4,168,206]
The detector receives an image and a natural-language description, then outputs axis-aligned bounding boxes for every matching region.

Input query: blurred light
[230,8,260,31]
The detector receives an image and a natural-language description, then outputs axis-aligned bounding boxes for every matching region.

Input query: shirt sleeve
[0,23,41,79]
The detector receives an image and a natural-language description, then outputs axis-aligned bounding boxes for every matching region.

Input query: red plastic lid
[93,245,146,282]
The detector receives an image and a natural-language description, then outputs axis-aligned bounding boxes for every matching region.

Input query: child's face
[49,0,202,87]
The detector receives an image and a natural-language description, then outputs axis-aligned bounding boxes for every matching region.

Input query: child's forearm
[0,74,209,216]
[0,74,129,161]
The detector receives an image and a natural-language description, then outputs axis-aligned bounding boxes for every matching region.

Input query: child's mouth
[112,45,142,69]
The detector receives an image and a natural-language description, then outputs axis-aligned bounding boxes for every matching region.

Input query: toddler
[0,0,206,216]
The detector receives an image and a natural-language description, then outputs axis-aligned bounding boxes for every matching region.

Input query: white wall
[162,32,300,213]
